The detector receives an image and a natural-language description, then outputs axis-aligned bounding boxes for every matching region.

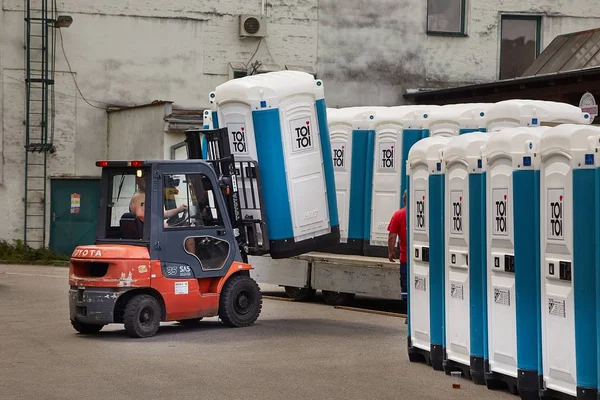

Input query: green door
[50,179,100,255]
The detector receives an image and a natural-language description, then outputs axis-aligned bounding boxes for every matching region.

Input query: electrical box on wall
[239,15,267,38]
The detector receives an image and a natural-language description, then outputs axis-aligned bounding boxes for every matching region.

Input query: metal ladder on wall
[24,0,56,248]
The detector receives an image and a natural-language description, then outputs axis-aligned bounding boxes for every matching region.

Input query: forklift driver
[129,191,187,227]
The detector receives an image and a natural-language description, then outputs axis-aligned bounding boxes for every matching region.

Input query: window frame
[161,172,226,232]
[426,0,468,37]
[499,14,542,80]
[95,167,152,244]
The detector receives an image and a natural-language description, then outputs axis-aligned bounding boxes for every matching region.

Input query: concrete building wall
[107,103,171,161]
[319,0,600,107]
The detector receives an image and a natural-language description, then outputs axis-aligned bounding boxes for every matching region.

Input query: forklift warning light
[95,160,145,167]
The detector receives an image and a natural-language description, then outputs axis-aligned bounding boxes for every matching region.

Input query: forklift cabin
[69,151,264,338]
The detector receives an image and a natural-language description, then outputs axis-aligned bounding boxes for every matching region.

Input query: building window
[233,70,248,79]
[427,0,466,36]
[500,16,541,80]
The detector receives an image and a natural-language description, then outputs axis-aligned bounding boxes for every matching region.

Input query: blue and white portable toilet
[485,100,592,132]
[425,104,471,137]
[423,103,490,137]
[480,126,550,398]
[442,132,492,385]
[211,71,340,259]
[362,106,422,257]
[326,107,377,255]
[459,103,491,133]
[406,135,452,371]
[537,124,600,400]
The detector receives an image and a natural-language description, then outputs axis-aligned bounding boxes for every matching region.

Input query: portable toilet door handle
[52,212,58,222]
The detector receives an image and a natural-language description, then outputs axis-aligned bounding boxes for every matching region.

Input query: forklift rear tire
[71,319,104,334]
[219,275,262,327]
[123,294,161,338]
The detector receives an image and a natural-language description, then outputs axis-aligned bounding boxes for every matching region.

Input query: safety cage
[185,128,269,257]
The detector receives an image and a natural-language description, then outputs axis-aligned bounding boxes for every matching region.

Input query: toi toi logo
[452,196,462,233]
[381,145,395,169]
[295,121,312,149]
[550,195,563,238]
[333,146,345,168]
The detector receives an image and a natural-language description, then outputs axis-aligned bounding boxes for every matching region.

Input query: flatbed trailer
[248,252,403,305]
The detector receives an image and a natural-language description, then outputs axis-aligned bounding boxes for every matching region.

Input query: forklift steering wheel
[168,210,189,227]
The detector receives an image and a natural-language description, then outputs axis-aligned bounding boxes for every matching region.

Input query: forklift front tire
[219,275,262,327]
[123,294,161,338]
[71,319,104,334]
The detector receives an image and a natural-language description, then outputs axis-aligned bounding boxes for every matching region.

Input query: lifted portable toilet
[442,132,492,385]
[485,100,592,132]
[326,107,377,255]
[480,126,550,399]
[537,124,600,400]
[210,71,340,259]
[407,135,452,371]
[363,106,432,257]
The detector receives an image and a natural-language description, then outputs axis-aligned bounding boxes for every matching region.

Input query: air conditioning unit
[239,15,267,38]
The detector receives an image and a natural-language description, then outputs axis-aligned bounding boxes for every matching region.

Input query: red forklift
[69,128,271,338]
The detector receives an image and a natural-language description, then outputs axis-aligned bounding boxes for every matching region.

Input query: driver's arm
[164,204,187,219]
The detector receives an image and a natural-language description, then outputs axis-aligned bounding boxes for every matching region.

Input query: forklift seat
[120,213,143,239]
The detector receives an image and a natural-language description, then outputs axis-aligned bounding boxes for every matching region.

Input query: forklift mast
[185,128,269,259]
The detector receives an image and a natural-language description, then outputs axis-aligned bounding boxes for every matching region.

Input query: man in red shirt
[387,190,407,300]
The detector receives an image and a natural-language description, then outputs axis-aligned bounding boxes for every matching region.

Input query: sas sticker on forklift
[175,281,189,295]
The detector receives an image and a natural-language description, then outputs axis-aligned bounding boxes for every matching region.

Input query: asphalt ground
[0,264,514,400]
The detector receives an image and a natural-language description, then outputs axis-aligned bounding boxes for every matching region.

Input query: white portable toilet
[210,71,340,259]
[327,106,378,255]
[537,124,600,399]
[459,103,492,133]
[485,100,592,132]
[421,103,491,138]
[480,126,550,398]
[442,132,492,385]
[407,135,452,371]
[425,104,471,137]
[363,106,432,258]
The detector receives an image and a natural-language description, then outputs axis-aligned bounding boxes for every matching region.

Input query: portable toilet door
[485,100,592,132]
[442,132,491,385]
[326,107,372,255]
[407,136,451,372]
[481,126,550,398]
[212,77,264,247]
[537,124,600,400]
[362,106,430,258]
